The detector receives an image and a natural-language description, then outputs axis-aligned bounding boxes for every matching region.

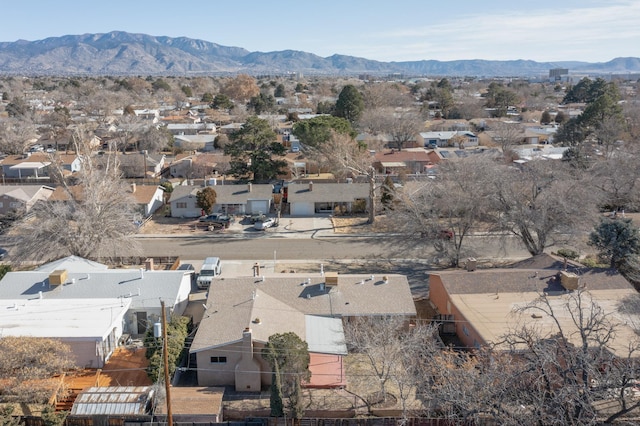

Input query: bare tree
[589,146,640,212]
[10,138,140,263]
[593,116,625,159]
[489,121,524,153]
[220,74,260,103]
[344,316,439,418]
[0,336,76,403]
[311,131,376,223]
[361,83,412,109]
[0,116,38,154]
[423,347,521,423]
[111,113,145,153]
[399,156,497,267]
[501,289,640,424]
[359,108,423,151]
[490,160,597,256]
[138,125,171,154]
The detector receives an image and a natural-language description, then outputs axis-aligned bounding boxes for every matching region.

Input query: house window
[210,356,227,364]
[0,202,3,208]
[176,202,187,209]
[9,202,19,208]
[462,325,470,337]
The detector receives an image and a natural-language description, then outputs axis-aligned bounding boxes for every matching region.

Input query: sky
[1,0,638,63]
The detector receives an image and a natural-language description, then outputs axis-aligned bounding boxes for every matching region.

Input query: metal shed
[70,386,153,416]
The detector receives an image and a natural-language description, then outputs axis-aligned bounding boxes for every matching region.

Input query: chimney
[248,182,253,192]
[308,181,313,191]
[242,328,254,362]
[130,183,136,193]
[144,258,154,271]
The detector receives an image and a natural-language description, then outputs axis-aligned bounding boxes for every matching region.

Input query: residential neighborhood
[0,65,639,426]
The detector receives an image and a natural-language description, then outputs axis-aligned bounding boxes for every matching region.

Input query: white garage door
[247,199,270,215]
[290,202,314,216]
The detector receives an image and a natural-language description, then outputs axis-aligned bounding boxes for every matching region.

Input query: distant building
[549,68,569,80]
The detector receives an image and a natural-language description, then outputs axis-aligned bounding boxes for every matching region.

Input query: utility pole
[160,300,173,426]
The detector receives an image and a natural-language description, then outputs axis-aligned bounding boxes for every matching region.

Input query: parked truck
[196,256,222,289]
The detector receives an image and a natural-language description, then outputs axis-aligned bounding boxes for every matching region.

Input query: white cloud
[356,1,640,62]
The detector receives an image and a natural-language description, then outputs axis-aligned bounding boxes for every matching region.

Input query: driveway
[139,215,336,238]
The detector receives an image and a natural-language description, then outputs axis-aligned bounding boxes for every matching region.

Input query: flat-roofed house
[429,254,640,356]
[0,298,131,368]
[0,256,192,339]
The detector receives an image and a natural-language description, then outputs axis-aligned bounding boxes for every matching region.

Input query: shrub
[145,316,190,382]
[556,248,579,260]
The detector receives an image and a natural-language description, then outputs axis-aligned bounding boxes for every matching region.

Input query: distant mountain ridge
[0,31,638,77]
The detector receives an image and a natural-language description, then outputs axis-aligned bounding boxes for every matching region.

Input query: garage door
[247,199,270,215]
[291,202,314,216]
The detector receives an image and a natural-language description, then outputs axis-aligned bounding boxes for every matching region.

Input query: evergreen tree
[262,333,311,419]
[292,115,356,149]
[590,218,640,269]
[381,175,396,210]
[196,187,217,215]
[334,85,364,124]
[225,116,287,182]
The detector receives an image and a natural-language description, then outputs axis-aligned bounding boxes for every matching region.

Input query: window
[176,202,187,209]
[9,202,19,208]
[210,356,227,364]
[462,325,469,337]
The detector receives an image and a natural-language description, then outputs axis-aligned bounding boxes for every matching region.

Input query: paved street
[131,217,543,299]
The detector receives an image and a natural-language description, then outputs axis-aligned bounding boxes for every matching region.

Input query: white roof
[0,298,131,339]
[0,269,190,310]
[35,256,109,273]
[305,315,347,355]
[10,161,51,169]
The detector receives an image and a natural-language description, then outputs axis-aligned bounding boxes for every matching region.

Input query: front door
[136,311,148,336]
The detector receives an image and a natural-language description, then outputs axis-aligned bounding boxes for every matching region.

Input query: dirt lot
[331,215,396,234]
[138,213,221,235]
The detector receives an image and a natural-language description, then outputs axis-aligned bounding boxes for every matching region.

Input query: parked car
[420,229,454,240]
[439,229,454,240]
[197,257,222,289]
[254,217,276,230]
[199,213,234,225]
[248,213,267,223]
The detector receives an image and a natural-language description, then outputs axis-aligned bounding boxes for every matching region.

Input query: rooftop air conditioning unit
[49,270,68,286]
[324,272,338,288]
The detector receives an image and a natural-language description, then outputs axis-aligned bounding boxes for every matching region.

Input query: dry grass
[331,215,396,234]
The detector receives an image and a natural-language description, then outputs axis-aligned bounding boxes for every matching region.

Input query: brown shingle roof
[191,274,416,352]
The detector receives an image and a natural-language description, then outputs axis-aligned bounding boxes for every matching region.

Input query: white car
[253,217,275,230]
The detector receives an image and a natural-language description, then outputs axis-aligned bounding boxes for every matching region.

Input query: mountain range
[1,31,639,77]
